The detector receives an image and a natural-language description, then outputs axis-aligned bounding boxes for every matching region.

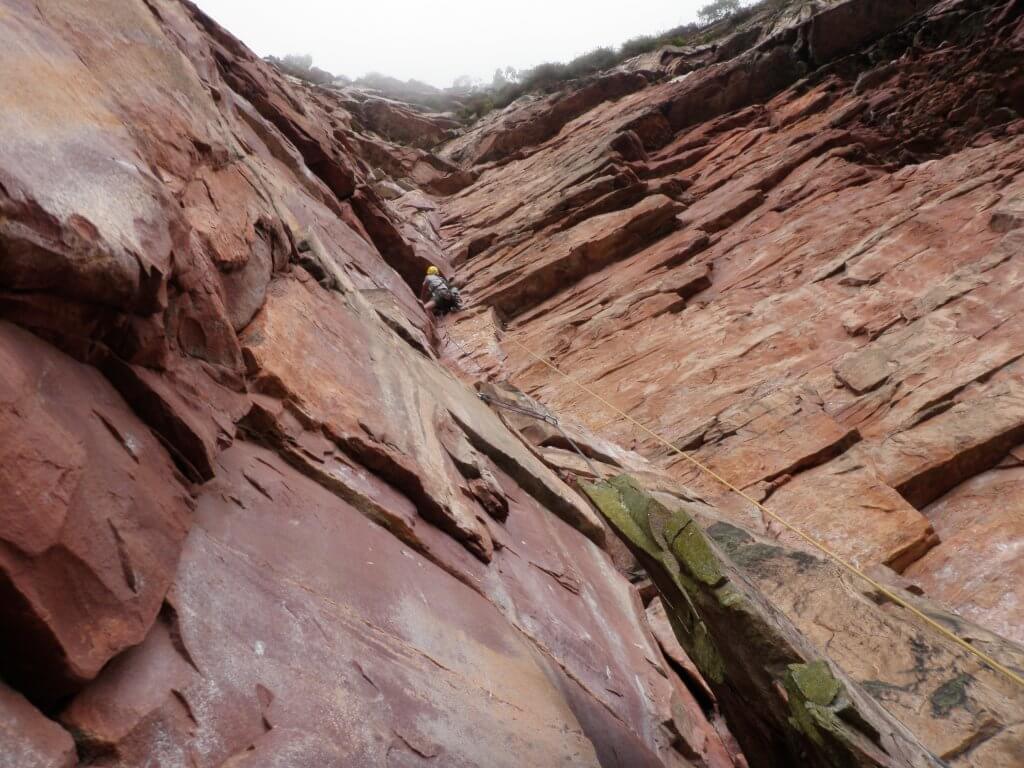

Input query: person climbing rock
[420,265,462,316]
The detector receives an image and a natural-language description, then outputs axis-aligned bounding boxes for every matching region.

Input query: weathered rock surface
[3,0,1024,765]
[0,682,76,768]
[339,87,461,149]
[905,455,1024,644]
[585,476,1024,767]
[440,70,651,167]
[0,322,192,702]
[446,0,1024,654]
[438,0,1024,764]
[60,443,682,767]
[0,0,736,765]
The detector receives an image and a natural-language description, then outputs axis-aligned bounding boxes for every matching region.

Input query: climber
[420,265,462,316]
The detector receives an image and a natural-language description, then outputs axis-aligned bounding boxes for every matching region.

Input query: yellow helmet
[426,266,440,276]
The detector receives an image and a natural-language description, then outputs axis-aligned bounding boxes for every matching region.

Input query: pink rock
[905,461,1024,644]
[0,682,76,768]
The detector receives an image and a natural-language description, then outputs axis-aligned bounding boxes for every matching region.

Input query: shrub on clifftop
[698,0,742,25]
[266,53,336,85]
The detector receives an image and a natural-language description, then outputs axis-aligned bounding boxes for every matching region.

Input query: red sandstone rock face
[905,456,1024,644]
[341,88,462,149]
[0,0,733,765]
[0,682,76,768]
[440,0,1024,763]
[0,322,192,702]
[2,0,1023,765]
[445,0,1024,630]
[60,442,672,767]
[440,71,651,167]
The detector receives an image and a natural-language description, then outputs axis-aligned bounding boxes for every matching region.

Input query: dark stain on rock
[708,521,820,574]
[931,673,971,718]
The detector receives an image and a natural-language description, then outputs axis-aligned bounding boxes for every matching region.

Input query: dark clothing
[421,274,461,315]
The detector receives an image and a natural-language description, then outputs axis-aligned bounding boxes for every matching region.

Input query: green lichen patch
[708,520,819,574]
[785,694,827,748]
[587,477,728,684]
[612,475,686,556]
[784,663,849,753]
[642,495,683,544]
[713,581,745,609]
[692,619,726,684]
[726,539,785,572]
[787,549,819,573]
[669,515,726,587]
[607,475,659,540]
[582,480,661,559]
[930,673,971,717]
[609,475,650,519]
[805,702,849,742]
[788,661,843,706]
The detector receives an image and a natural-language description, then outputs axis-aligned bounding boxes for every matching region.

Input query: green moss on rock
[707,521,755,553]
[788,661,843,706]
[586,476,926,767]
[692,619,726,684]
[782,660,870,761]
[669,515,726,587]
[582,480,661,559]
[713,582,746,609]
[609,474,660,542]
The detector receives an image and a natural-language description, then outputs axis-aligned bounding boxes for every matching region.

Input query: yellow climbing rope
[506,335,1024,690]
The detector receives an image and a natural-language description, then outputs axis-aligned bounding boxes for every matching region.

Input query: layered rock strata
[0,0,740,766]
[444,0,1024,648]
[2,0,1023,766]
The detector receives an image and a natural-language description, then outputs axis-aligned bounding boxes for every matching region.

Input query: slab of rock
[763,450,938,571]
[675,386,860,490]
[351,93,459,149]
[865,382,1024,509]
[702,513,1024,768]
[0,682,76,768]
[472,194,683,318]
[0,322,191,702]
[240,273,604,556]
[441,71,650,167]
[584,476,945,768]
[905,459,1024,644]
[0,1,175,316]
[60,443,667,767]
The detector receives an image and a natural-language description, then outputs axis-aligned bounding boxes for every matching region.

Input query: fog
[194,0,709,88]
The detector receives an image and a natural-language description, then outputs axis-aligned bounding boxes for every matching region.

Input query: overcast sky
[194,1,709,88]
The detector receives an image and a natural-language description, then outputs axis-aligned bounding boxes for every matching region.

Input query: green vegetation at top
[455,0,776,120]
[699,0,744,25]
[268,0,787,122]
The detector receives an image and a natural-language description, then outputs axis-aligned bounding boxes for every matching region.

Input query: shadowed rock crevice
[582,475,946,768]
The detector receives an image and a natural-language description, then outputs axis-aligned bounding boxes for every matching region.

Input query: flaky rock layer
[2,0,1023,766]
